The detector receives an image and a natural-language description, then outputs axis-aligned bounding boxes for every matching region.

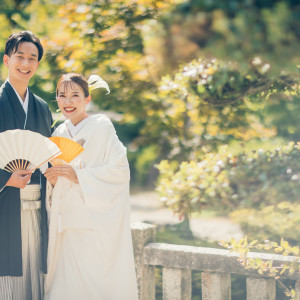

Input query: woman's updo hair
[56,73,89,98]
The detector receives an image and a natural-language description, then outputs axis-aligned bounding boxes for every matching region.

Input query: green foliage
[230,202,300,245]
[143,58,299,163]
[35,0,175,116]
[0,0,175,111]
[0,0,177,186]
[156,1,300,74]
[144,5,300,160]
[220,237,300,299]
[264,95,300,141]
[156,142,300,218]
[134,145,159,186]
[0,0,299,188]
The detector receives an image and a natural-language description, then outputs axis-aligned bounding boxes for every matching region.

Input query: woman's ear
[85,95,92,105]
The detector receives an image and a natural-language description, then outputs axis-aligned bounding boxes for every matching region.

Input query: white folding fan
[0,129,62,173]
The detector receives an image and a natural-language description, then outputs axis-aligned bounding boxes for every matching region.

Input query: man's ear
[3,54,9,67]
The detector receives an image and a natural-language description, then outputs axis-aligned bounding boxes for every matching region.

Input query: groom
[0,31,53,299]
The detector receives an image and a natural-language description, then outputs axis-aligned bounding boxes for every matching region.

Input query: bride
[44,73,138,300]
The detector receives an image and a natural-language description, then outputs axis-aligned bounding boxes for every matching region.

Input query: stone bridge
[131,222,300,300]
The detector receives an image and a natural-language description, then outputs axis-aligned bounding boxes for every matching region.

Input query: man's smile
[18,69,30,74]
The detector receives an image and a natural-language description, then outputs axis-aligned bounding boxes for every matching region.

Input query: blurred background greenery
[0,0,298,189]
[1,0,300,239]
[0,1,299,297]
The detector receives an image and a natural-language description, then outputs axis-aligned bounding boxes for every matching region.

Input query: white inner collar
[66,117,91,138]
[7,79,29,114]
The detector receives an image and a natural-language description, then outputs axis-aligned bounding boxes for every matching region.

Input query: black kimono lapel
[1,81,27,130]
[0,81,53,276]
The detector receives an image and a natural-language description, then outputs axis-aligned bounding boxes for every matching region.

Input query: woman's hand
[45,165,79,184]
[44,168,59,186]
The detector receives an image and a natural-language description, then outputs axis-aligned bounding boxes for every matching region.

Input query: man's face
[3,41,39,86]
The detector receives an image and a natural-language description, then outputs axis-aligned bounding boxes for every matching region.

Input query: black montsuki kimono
[0,81,53,276]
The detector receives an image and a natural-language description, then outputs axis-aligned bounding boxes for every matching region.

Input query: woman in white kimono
[44,73,138,300]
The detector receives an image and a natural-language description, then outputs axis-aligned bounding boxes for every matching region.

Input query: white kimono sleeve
[75,121,130,213]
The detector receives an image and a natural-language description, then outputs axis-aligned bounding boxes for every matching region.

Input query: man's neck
[8,78,28,102]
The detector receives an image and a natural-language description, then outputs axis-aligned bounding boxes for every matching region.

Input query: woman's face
[57,81,91,125]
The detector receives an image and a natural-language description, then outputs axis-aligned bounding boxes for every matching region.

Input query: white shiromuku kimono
[44,114,138,300]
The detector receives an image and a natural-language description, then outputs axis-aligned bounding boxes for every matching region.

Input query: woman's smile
[64,107,76,113]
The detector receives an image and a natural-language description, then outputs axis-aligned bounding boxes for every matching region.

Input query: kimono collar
[6,79,29,114]
[66,117,91,138]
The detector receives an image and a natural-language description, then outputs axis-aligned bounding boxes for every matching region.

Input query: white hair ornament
[88,75,110,94]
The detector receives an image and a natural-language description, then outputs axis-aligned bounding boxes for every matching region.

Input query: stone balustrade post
[201,272,231,300]
[296,280,300,300]
[162,267,191,300]
[131,222,156,300]
[246,277,276,300]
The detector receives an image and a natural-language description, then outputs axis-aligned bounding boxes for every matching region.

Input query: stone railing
[131,222,300,300]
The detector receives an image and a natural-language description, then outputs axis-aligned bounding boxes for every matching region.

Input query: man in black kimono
[0,31,53,299]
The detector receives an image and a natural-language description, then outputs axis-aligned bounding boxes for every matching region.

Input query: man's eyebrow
[16,51,38,57]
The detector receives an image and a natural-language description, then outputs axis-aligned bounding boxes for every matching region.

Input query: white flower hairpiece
[88,75,110,94]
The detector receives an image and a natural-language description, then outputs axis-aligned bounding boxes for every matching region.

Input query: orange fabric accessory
[49,136,84,166]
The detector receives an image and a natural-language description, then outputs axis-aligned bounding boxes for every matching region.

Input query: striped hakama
[0,184,44,300]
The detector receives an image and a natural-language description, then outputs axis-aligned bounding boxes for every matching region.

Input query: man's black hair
[4,31,43,61]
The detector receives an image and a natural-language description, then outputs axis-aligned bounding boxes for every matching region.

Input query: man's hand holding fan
[0,129,62,189]
[6,170,33,189]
